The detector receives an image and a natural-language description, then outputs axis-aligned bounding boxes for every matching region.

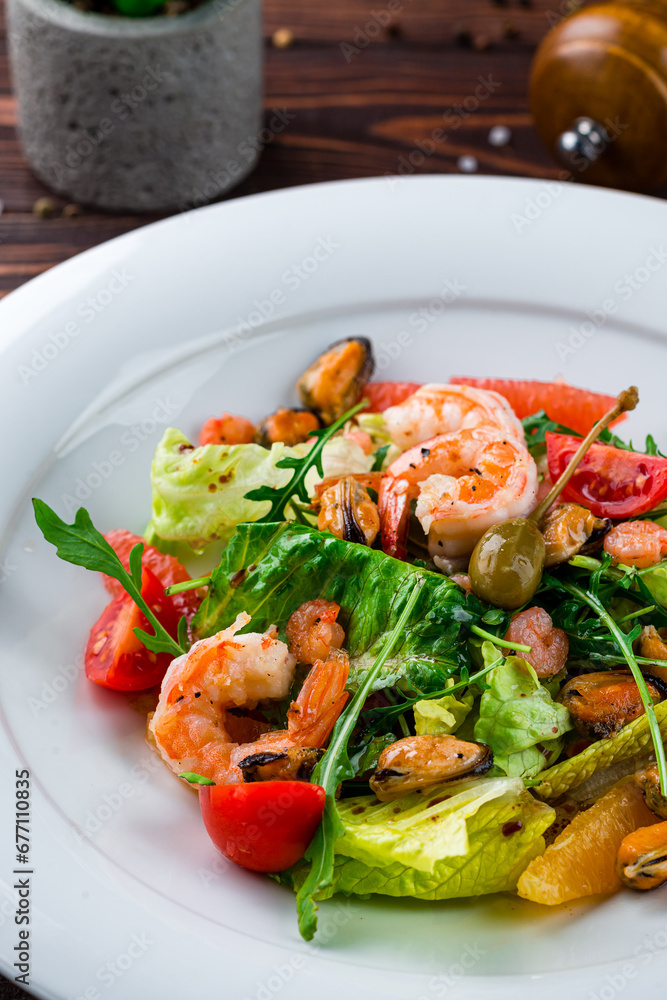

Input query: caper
[469,519,546,610]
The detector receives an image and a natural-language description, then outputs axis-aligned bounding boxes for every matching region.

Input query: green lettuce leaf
[473,643,572,777]
[191,522,482,691]
[149,428,371,549]
[643,562,667,609]
[535,700,667,799]
[283,778,555,900]
[414,689,473,736]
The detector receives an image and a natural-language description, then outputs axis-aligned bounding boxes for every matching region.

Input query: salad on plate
[33,337,667,940]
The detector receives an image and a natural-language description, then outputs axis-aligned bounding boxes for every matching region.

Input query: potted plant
[7,0,263,211]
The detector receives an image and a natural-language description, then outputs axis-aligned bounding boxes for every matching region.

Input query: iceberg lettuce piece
[473,643,572,778]
[149,428,372,549]
[283,778,555,900]
[356,412,401,468]
[414,690,473,736]
[536,700,667,799]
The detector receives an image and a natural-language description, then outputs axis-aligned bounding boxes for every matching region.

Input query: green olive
[468,518,546,610]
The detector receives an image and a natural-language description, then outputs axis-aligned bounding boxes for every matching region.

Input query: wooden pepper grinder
[530,1,667,191]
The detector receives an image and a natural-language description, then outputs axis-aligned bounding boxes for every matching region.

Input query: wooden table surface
[0,0,559,996]
[0,0,570,303]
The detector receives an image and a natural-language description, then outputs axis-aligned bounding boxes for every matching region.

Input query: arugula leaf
[295,576,425,940]
[33,500,186,658]
[553,576,667,794]
[522,410,578,456]
[245,401,367,523]
[370,444,390,472]
[178,772,216,785]
[192,522,481,692]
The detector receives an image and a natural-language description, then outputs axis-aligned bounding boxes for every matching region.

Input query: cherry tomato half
[103,529,200,622]
[199,781,326,872]
[451,377,622,437]
[546,433,667,519]
[363,381,422,413]
[85,567,181,691]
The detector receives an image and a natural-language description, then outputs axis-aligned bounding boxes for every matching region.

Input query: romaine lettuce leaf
[473,643,572,777]
[283,779,555,900]
[191,522,482,691]
[414,690,473,736]
[535,700,667,799]
[149,428,371,549]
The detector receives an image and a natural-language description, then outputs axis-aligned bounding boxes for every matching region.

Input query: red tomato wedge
[546,433,667,518]
[85,567,181,691]
[199,781,326,872]
[103,529,200,621]
[363,381,422,412]
[450,377,623,436]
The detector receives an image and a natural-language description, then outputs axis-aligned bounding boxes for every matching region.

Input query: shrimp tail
[378,477,412,560]
[288,649,351,747]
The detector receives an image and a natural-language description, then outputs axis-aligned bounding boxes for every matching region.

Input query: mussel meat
[617,820,667,891]
[539,503,611,567]
[317,475,380,546]
[635,763,667,819]
[369,734,493,801]
[255,407,321,447]
[557,671,666,740]
[297,337,374,425]
[238,746,324,783]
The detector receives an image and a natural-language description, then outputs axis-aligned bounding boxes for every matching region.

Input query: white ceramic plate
[2,176,667,1000]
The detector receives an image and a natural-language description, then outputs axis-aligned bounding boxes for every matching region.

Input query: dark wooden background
[0,0,557,996]
[0,0,571,302]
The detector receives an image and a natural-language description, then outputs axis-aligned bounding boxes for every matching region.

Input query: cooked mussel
[369,734,493,801]
[297,337,374,425]
[557,671,666,740]
[635,763,667,819]
[617,821,667,891]
[255,407,321,447]
[238,746,324,783]
[539,503,611,567]
[638,626,667,683]
[316,475,380,546]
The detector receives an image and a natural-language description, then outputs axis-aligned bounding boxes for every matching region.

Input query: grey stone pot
[7,0,263,211]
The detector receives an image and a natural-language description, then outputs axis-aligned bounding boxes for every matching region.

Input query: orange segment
[517,782,657,905]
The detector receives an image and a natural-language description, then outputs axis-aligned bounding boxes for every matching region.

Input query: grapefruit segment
[450,377,623,436]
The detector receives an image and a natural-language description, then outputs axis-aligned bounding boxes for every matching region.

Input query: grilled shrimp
[504,607,569,678]
[603,520,667,569]
[286,599,345,665]
[150,612,349,784]
[382,383,524,451]
[379,427,539,560]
